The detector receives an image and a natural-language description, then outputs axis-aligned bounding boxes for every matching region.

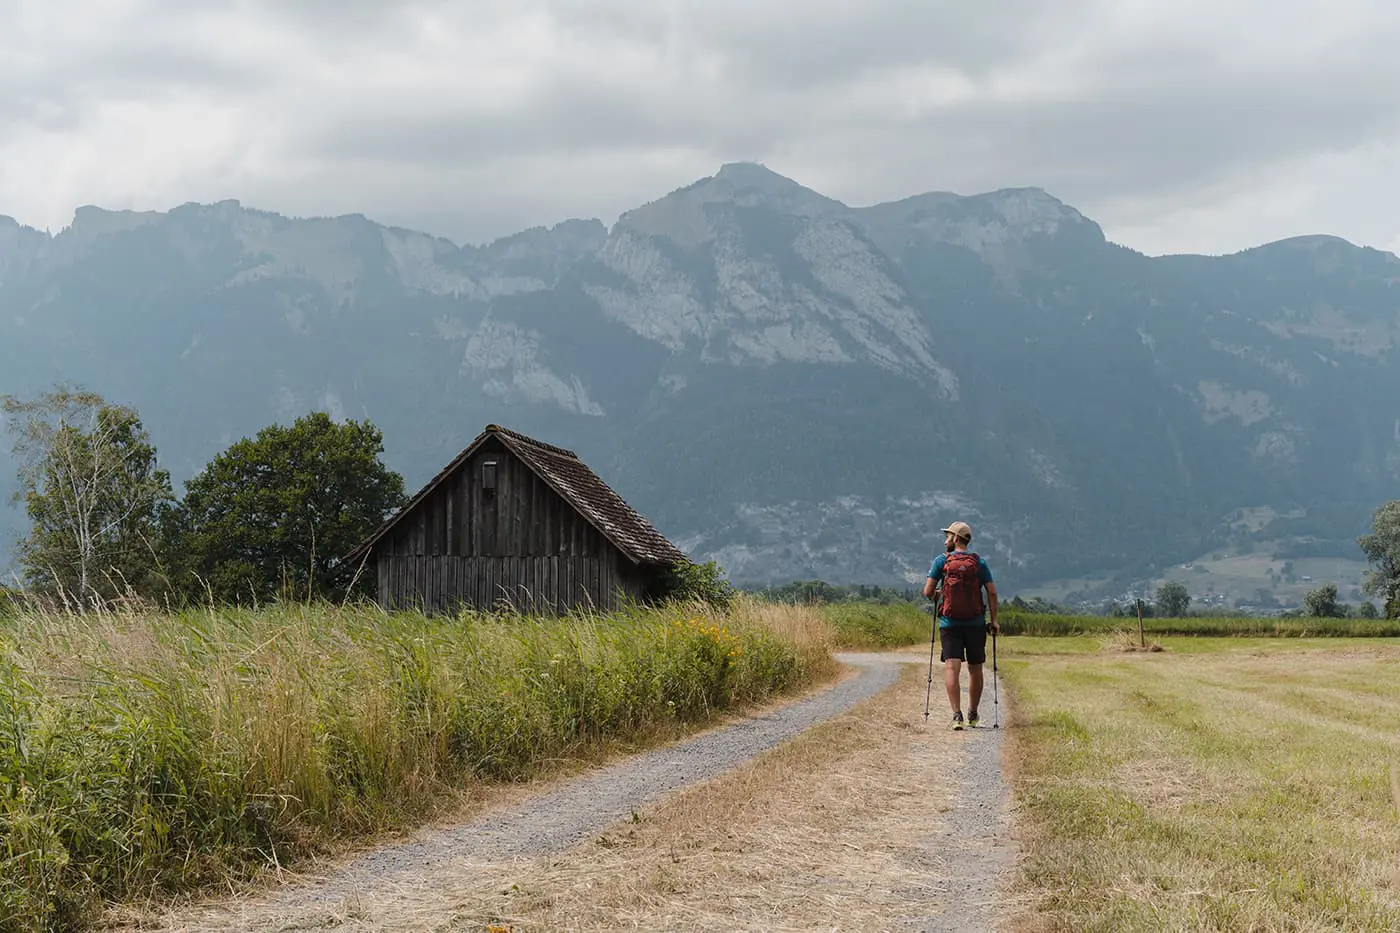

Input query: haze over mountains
[3,163,1398,596]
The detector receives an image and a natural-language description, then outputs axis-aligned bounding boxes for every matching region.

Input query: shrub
[657,560,737,609]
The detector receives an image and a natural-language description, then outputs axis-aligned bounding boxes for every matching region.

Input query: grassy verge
[818,601,931,648]
[1002,636,1400,931]
[0,597,835,932]
[1002,611,1400,638]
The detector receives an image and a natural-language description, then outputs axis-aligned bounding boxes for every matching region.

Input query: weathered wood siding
[371,438,650,613]
[375,555,646,615]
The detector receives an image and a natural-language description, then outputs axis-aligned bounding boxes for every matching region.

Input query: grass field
[12,594,1397,931]
[1002,635,1400,931]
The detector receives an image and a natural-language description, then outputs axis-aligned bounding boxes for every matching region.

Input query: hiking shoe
[952,711,965,731]
[968,710,980,728]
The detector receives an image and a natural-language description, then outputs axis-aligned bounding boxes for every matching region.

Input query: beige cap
[941,521,973,541]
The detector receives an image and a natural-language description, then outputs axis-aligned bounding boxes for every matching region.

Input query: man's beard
[946,541,956,553]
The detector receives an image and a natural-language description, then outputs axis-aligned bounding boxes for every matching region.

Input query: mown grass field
[1002,634,1400,932]
[0,596,887,932]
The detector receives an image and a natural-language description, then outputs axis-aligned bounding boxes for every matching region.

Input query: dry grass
[1100,628,1165,653]
[1002,637,1400,932]
[130,661,974,932]
[735,599,840,679]
[1392,762,1400,892]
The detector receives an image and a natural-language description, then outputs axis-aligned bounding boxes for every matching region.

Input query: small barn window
[482,459,498,495]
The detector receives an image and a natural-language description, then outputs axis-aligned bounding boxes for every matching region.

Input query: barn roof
[345,424,689,567]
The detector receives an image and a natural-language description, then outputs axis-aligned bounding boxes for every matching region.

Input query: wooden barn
[344,424,689,615]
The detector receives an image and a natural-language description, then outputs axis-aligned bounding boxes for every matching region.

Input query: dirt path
[112,651,1018,932]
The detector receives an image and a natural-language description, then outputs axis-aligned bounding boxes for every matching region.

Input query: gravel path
[251,654,903,916]
[912,668,1018,932]
[136,651,1019,931]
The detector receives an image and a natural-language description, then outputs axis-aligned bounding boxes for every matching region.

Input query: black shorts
[940,624,988,664]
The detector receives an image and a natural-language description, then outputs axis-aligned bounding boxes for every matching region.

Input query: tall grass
[817,601,931,649]
[0,596,832,931]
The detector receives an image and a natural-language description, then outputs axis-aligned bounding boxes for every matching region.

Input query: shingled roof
[345,424,689,566]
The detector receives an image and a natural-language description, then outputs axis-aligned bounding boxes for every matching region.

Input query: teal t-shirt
[928,551,993,628]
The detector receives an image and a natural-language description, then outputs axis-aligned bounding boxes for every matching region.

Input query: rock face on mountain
[3,163,1399,592]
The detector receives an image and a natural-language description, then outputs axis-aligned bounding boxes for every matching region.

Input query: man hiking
[923,520,999,730]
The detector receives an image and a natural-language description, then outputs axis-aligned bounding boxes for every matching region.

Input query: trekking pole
[923,593,940,722]
[991,627,1000,729]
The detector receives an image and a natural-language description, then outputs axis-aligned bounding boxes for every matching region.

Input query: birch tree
[2,386,173,607]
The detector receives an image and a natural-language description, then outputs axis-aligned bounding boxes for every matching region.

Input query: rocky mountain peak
[0,215,50,284]
[66,205,161,241]
[616,162,846,249]
[713,160,791,186]
[969,187,1094,232]
[482,218,607,263]
[711,161,847,217]
[0,214,45,240]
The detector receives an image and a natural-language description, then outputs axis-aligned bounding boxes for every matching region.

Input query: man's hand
[987,619,1000,635]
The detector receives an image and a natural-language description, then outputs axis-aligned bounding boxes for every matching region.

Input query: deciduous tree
[1303,582,1344,618]
[1155,581,1191,617]
[169,412,405,603]
[2,387,173,607]
[1358,501,1400,617]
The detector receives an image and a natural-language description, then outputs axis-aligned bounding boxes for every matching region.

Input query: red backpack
[941,551,985,619]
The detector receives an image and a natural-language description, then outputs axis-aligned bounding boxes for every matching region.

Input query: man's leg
[968,663,984,714]
[965,626,988,724]
[944,658,962,711]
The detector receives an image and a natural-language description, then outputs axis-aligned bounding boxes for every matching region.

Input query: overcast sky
[4,0,1400,257]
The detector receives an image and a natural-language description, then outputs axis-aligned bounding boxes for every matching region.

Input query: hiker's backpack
[941,552,985,619]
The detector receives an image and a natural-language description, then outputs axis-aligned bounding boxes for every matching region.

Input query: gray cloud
[2,0,1400,256]
[688,1,1079,85]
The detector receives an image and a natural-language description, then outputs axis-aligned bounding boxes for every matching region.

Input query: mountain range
[3,162,1399,597]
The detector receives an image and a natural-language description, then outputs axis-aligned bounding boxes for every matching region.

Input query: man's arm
[923,554,944,600]
[985,580,999,633]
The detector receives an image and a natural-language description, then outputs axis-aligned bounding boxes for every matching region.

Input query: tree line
[3,386,405,610]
